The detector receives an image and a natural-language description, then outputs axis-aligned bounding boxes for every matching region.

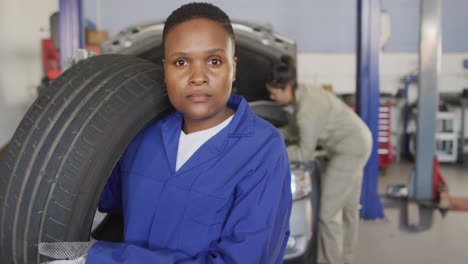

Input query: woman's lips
[187,93,211,103]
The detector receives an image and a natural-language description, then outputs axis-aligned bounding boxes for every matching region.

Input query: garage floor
[355,161,468,264]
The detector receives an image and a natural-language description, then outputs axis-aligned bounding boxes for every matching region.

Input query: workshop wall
[0,1,58,147]
[298,53,468,95]
[83,0,468,94]
[1,0,467,147]
[383,0,468,52]
[83,0,356,53]
[84,0,468,53]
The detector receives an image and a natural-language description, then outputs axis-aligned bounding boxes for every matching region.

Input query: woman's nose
[189,64,208,86]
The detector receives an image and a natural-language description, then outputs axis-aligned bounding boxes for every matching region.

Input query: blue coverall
[86,95,293,264]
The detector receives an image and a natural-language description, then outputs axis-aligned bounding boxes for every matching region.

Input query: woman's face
[163,18,237,125]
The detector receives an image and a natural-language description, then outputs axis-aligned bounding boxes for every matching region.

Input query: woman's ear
[232,56,237,82]
[162,59,166,82]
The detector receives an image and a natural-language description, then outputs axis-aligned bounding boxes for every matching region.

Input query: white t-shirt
[176,115,234,171]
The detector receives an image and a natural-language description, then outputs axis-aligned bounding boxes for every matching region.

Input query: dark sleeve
[97,162,123,215]
[97,131,145,215]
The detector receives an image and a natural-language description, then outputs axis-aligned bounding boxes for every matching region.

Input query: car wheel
[0,54,172,263]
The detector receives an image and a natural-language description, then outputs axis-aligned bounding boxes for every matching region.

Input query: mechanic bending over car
[39,3,292,264]
[266,57,372,264]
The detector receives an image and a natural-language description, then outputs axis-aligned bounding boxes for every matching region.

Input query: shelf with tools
[378,104,393,168]
[436,111,459,163]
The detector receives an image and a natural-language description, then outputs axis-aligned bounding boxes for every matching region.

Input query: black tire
[0,54,173,264]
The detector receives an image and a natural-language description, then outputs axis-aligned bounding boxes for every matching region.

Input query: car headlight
[290,163,312,200]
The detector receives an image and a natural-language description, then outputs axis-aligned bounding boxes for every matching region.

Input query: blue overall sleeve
[97,163,123,216]
[98,133,145,216]
[86,150,292,264]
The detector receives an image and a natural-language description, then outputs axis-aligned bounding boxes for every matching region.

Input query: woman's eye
[209,58,222,65]
[175,60,187,66]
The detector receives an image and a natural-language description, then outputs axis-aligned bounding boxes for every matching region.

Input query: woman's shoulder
[251,114,284,141]
[124,113,174,153]
[236,115,286,162]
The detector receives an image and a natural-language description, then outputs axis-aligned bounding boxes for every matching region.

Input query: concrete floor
[355,161,468,264]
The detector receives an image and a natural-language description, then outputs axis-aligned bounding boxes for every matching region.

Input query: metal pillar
[59,0,84,71]
[409,0,442,201]
[356,0,384,219]
[401,75,418,159]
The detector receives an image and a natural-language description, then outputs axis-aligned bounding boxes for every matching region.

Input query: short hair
[163,2,235,46]
[267,55,297,90]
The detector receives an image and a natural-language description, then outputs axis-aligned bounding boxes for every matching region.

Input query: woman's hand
[43,255,86,264]
[38,240,95,264]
